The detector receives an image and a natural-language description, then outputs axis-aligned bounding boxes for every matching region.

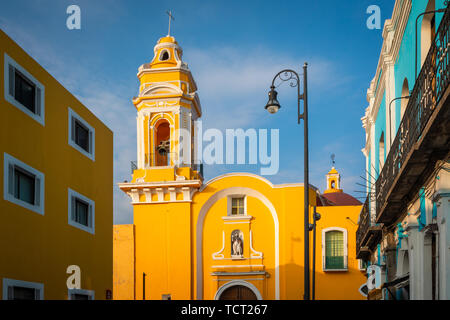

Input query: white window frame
[68,107,95,161]
[68,289,95,300]
[322,227,348,272]
[3,153,45,215]
[4,53,45,126]
[3,278,44,300]
[227,195,247,217]
[68,188,95,234]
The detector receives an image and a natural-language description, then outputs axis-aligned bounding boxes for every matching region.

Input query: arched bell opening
[155,120,171,166]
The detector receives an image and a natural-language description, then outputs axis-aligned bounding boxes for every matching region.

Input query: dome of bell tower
[149,35,183,69]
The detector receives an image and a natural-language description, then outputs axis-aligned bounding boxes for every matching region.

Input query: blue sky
[0,0,395,224]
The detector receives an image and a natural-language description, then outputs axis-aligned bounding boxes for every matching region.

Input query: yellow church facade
[113,34,366,300]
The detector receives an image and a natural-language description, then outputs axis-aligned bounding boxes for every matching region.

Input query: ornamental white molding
[250,230,263,259]
[212,231,226,260]
[137,66,197,91]
[140,82,183,97]
[364,0,412,133]
[118,180,201,204]
[196,186,280,300]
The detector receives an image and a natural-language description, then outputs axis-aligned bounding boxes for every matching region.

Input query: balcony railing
[375,6,450,222]
[356,196,382,259]
[130,157,203,178]
[356,198,370,254]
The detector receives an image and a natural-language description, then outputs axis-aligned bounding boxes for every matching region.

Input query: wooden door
[218,285,257,300]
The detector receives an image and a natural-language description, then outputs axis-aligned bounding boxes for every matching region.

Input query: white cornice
[118,179,202,190]
[199,172,319,193]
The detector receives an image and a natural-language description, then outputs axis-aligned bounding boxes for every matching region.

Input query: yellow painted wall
[0,30,113,300]
[313,205,366,300]
[191,174,316,300]
[113,33,365,301]
[133,202,193,300]
[113,225,135,300]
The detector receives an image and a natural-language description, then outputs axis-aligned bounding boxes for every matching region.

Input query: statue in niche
[231,230,243,257]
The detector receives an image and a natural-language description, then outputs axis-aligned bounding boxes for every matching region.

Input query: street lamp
[265,63,311,300]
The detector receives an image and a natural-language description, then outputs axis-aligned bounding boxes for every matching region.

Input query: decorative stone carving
[231,230,244,258]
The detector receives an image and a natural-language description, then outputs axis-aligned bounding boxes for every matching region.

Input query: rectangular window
[3,153,45,215]
[14,70,36,113]
[75,198,89,226]
[14,167,36,205]
[68,289,94,300]
[4,53,45,125]
[325,231,345,270]
[3,279,44,300]
[68,188,95,234]
[74,119,90,152]
[231,197,245,216]
[68,108,95,161]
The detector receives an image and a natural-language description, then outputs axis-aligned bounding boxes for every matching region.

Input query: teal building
[357,0,450,300]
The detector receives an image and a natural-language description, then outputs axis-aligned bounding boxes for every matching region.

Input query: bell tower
[133,35,202,173]
[324,167,342,194]
[118,34,203,300]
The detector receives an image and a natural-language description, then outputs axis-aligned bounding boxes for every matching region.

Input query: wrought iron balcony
[356,197,382,260]
[375,6,450,224]
[130,157,203,178]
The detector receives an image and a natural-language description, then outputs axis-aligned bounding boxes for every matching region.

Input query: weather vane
[166,10,175,36]
[331,154,336,167]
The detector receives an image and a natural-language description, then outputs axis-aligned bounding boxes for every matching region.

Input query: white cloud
[1,19,136,224]
[185,45,338,130]
[1,17,355,225]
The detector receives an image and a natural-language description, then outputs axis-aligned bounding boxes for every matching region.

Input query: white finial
[166,10,175,36]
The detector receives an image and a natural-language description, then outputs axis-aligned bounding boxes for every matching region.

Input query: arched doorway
[421,0,436,67]
[218,285,257,300]
[214,280,262,300]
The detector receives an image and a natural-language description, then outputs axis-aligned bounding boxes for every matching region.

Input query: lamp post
[265,63,311,300]
[311,207,321,300]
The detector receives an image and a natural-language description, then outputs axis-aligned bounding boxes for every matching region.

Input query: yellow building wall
[313,205,366,300]
[133,202,193,300]
[113,225,135,300]
[0,30,113,300]
[191,174,317,300]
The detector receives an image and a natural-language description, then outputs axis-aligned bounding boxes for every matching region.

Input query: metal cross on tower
[166,10,175,36]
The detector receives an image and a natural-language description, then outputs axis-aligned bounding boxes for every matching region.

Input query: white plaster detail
[196,186,280,300]
[250,230,263,259]
[212,231,225,260]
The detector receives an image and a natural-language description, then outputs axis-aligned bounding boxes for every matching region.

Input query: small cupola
[149,36,183,69]
[324,155,343,194]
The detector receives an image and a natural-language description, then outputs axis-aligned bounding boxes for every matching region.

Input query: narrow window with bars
[325,230,345,270]
[231,197,245,216]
